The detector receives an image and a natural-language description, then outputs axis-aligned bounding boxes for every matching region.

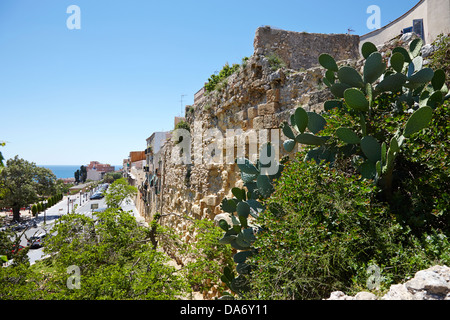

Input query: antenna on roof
[347,27,355,34]
[180,94,186,116]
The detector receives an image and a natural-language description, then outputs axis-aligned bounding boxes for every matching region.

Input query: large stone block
[258,102,280,116]
[247,106,258,119]
[204,195,219,207]
[266,88,280,103]
[252,116,265,130]
[264,114,279,129]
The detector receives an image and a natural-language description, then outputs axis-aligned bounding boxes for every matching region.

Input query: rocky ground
[327,265,450,300]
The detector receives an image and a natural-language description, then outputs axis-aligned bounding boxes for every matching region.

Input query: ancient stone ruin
[147,27,359,253]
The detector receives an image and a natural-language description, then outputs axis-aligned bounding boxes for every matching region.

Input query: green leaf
[390,52,405,73]
[376,160,382,177]
[330,83,351,98]
[361,42,378,59]
[366,83,373,107]
[338,66,364,88]
[432,69,446,91]
[392,47,412,63]
[234,234,251,250]
[409,38,424,58]
[295,133,327,146]
[336,127,361,144]
[237,201,250,218]
[319,53,338,72]
[294,107,308,134]
[224,266,235,282]
[236,158,259,174]
[238,215,248,229]
[325,70,336,84]
[305,146,336,165]
[232,188,246,201]
[427,90,443,108]
[256,174,274,198]
[408,68,434,84]
[307,112,327,134]
[242,228,256,244]
[324,99,343,111]
[403,106,433,138]
[247,199,264,218]
[376,73,407,93]
[323,77,332,88]
[221,198,237,213]
[364,52,386,84]
[234,251,253,264]
[360,136,382,163]
[359,160,377,179]
[241,171,258,184]
[219,234,238,245]
[283,139,296,152]
[344,88,369,112]
[281,122,296,139]
[408,56,423,77]
[381,142,387,165]
[219,220,230,232]
[389,136,400,154]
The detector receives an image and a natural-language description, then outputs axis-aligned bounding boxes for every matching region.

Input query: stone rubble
[327,265,450,300]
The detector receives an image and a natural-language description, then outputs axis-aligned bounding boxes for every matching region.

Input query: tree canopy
[0,156,56,221]
[105,178,137,209]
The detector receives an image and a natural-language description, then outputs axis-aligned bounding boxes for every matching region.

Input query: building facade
[86,161,115,181]
[360,0,450,50]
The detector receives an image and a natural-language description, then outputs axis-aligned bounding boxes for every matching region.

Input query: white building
[360,0,450,51]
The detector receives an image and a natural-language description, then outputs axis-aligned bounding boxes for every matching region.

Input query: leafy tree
[31,204,37,217]
[105,178,137,209]
[0,209,191,299]
[103,172,123,184]
[40,209,190,299]
[0,141,5,172]
[74,170,80,184]
[80,165,87,183]
[0,156,56,221]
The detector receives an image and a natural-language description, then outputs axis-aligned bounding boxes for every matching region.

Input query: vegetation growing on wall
[214,36,450,300]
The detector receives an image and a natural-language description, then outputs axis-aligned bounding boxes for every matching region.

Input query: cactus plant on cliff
[281,38,448,199]
[216,38,448,299]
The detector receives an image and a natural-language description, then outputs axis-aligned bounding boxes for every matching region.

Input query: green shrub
[245,153,448,299]
[429,33,450,80]
[205,63,240,93]
[266,52,287,71]
[182,219,235,296]
[31,205,37,217]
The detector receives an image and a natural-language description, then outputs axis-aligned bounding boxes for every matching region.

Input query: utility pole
[180,94,186,116]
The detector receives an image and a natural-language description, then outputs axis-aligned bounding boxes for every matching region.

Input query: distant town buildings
[86,161,115,181]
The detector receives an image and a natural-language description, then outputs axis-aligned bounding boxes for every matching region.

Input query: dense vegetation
[215,35,450,300]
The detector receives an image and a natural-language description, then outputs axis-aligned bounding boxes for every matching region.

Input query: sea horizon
[39,164,122,180]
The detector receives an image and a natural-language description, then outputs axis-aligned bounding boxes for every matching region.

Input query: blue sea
[38,165,82,179]
[39,165,122,180]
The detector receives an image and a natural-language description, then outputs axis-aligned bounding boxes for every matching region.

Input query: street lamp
[67,196,70,214]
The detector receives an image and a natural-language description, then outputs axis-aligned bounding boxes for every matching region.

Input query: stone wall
[254,26,360,70]
[150,28,360,265]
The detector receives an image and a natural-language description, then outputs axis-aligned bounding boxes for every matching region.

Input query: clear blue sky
[0,0,418,166]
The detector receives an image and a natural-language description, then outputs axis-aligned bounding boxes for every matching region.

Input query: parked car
[27,232,47,248]
[90,192,104,200]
